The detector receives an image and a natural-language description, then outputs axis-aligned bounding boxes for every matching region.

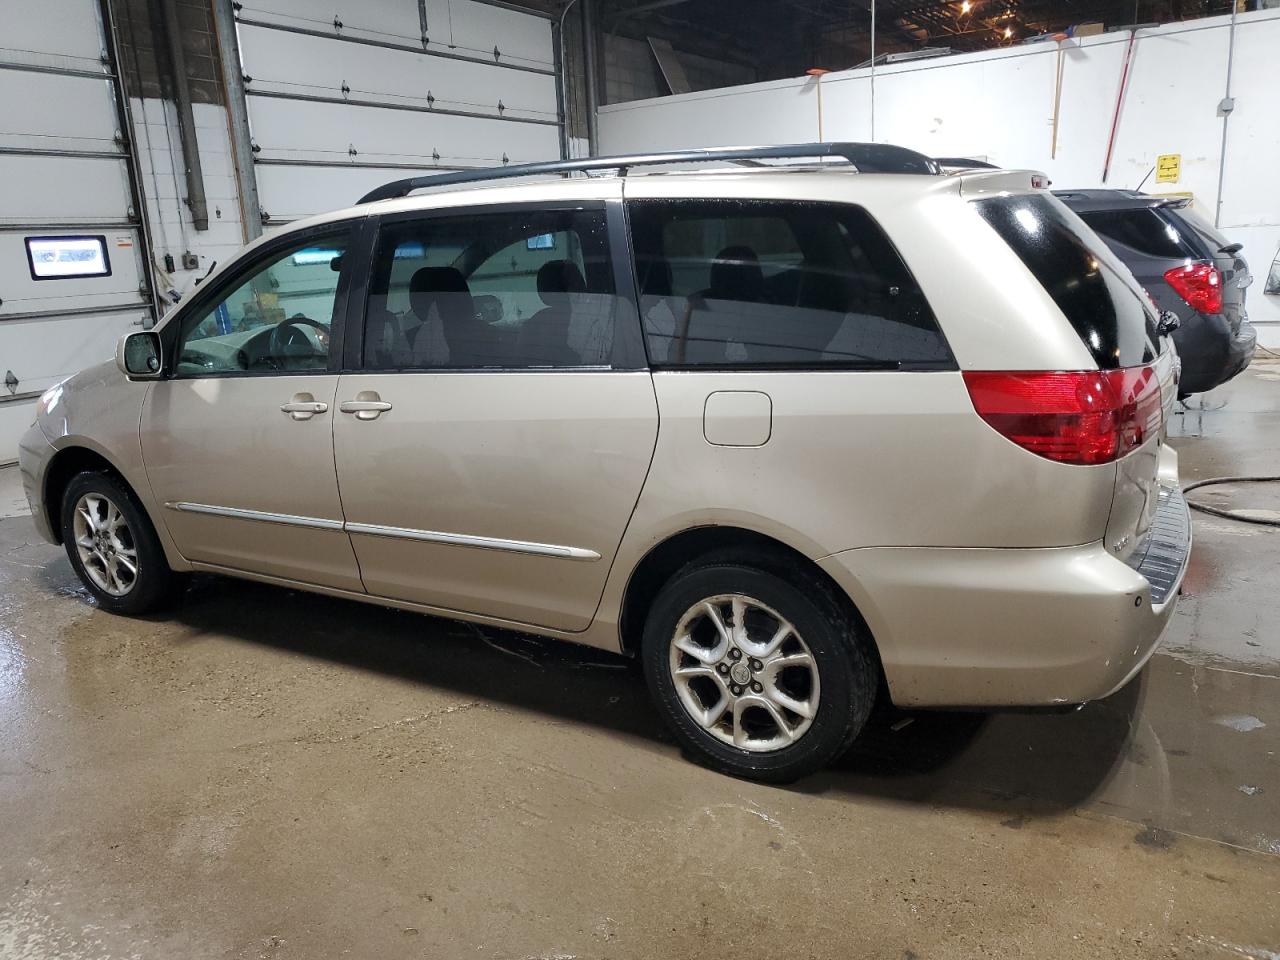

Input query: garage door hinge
[427,91,435,108]
[243,73,253,85]
[432,149,441,163]
[493,45,502,62]
[232,1,242,12]
[498,100,505,115]
[4,371,18,396]
[502,153,509,166]
[348,144,358,158]
[250,141,261,154]
[341,81,350,98]
[333,16,344,32]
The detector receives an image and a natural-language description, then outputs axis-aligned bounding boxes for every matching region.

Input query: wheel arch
[42,445,134,545]
[617,525,882,670]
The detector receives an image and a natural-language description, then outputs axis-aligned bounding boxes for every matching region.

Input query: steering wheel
[267,315,329,368]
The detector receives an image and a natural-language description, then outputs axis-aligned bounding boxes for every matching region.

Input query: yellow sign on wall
[1156,154,1181,183]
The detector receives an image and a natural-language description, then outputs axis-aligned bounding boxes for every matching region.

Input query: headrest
[709,246,764,302]
[536,260,586,305]
[409,266,472,323]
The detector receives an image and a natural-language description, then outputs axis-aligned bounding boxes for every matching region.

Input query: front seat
[518,260,586,366]
[409,266,500,367]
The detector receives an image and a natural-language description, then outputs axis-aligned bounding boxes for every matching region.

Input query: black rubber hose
[1182,475,1280,527]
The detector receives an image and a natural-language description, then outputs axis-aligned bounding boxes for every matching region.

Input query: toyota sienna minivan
[19,143,1191,781]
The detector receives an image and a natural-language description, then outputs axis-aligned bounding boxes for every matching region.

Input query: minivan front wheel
[642,562,876,782]
[61,472,180,614]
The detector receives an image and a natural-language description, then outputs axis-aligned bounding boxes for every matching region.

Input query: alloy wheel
[667,593,820,752]
[72,493,139,597]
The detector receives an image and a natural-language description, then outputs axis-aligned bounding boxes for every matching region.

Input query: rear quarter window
[628,198,952,370]
[976,195,1159,369]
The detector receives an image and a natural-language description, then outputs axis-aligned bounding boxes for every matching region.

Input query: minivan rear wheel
[641,561,876,782]
[61,471,181,615]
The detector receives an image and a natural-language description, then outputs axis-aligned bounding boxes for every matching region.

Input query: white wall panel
[599,9,1280,337]
[0,230,144,318]
[0,155,134,225]
[0,0,104,72]
[253,165,442,222]
[248,95,559,168]
[238,24,557,120]
[0,73,122,153]
[237,0,552,71]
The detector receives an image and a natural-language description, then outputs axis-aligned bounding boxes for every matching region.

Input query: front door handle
[281,392,328,421]
[339,391,392,421]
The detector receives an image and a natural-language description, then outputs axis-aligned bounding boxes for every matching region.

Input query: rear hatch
[971,191,1176,565]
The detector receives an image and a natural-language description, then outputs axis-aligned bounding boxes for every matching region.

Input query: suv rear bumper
[818,488,1192,708]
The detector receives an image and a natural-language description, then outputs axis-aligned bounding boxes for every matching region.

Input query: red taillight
[1164,262,1222,314]
[963,367,1163,465]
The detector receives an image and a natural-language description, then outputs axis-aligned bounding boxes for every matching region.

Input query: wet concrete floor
[2,364,1279,959]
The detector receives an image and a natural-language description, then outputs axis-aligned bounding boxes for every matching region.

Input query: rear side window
[976,195,1159,369]
[363,207,635,370]
[1077,208,1198,260]
[627,199,951,369]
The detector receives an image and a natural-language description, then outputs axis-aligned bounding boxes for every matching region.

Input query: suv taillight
[963,367,1162,466]
[1164,262,1222,314]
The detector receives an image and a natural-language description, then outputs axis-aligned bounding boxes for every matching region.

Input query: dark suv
[1055,189,1256,396]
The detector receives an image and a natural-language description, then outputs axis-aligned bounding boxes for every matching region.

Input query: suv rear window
[627,199,952,369]
[1076,207,1198,260]
[976,195,1159,369]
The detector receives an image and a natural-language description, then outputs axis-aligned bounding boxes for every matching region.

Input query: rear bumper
[818,488,1192,708]
[1176,313,1256,394]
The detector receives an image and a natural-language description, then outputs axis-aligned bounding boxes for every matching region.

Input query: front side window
[628,198,951,369]
[363,207,624,369]
[173,231,349,376]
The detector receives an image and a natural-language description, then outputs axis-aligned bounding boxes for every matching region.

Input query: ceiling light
[960,0,972,12]
[1003,27,1013,38]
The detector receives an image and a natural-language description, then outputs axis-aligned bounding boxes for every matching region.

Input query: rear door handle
[281,393,328,421]
[339,391,392,420]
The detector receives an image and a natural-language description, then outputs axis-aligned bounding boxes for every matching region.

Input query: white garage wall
[599,9,1280,346]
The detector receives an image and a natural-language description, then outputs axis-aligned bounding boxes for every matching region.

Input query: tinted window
[628,199,951,369]
[1078,208,1197,260]
[174,232,348,376]
[364,208,629,369]
[1171,206,1231,256]
[976,195,1159,369]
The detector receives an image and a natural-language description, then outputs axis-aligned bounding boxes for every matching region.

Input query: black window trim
[346,198,648,374]
[160,218,365,381]
[623,196,957,373]
[25,234,113,282]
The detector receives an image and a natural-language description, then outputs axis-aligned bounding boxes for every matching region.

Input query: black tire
[60,471,182,615]
[641,560,876,782]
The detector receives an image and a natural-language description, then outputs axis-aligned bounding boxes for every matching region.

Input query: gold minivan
[19,144,1191,780]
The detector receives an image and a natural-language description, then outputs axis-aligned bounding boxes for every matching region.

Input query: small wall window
[25,235,112,281]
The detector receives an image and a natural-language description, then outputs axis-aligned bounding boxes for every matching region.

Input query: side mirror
[116,331,163,380]
[1157,310,1181,337]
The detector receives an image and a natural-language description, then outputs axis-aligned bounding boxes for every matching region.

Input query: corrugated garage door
[0,0,154,462]
[233,0,562,228]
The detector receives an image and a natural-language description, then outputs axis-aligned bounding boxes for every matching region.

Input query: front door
[332,199,657,632]
[141,224,364,591]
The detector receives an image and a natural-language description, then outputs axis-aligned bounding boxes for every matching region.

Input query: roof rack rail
[356,142,941,204]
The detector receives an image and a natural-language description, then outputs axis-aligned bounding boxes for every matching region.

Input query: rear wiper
[1219,242,1243,256]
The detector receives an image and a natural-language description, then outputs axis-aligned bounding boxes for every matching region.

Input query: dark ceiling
[517,0,1236,82]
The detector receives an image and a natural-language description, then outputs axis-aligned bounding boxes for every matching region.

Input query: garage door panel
[0,0,106,71]
[0,155,133,225]
[247,96,560,166]
[239,24,557,120]
[237,0,551,72]
[0,230,144,318]
[423,0,552,70]
[0,73,122,153]
[0,306,146,386]
[253,163,461,223]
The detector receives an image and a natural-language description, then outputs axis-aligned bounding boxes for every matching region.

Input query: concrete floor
[2,365,1279,960]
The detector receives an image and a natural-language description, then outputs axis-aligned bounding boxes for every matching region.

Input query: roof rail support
[356,142,941,204]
